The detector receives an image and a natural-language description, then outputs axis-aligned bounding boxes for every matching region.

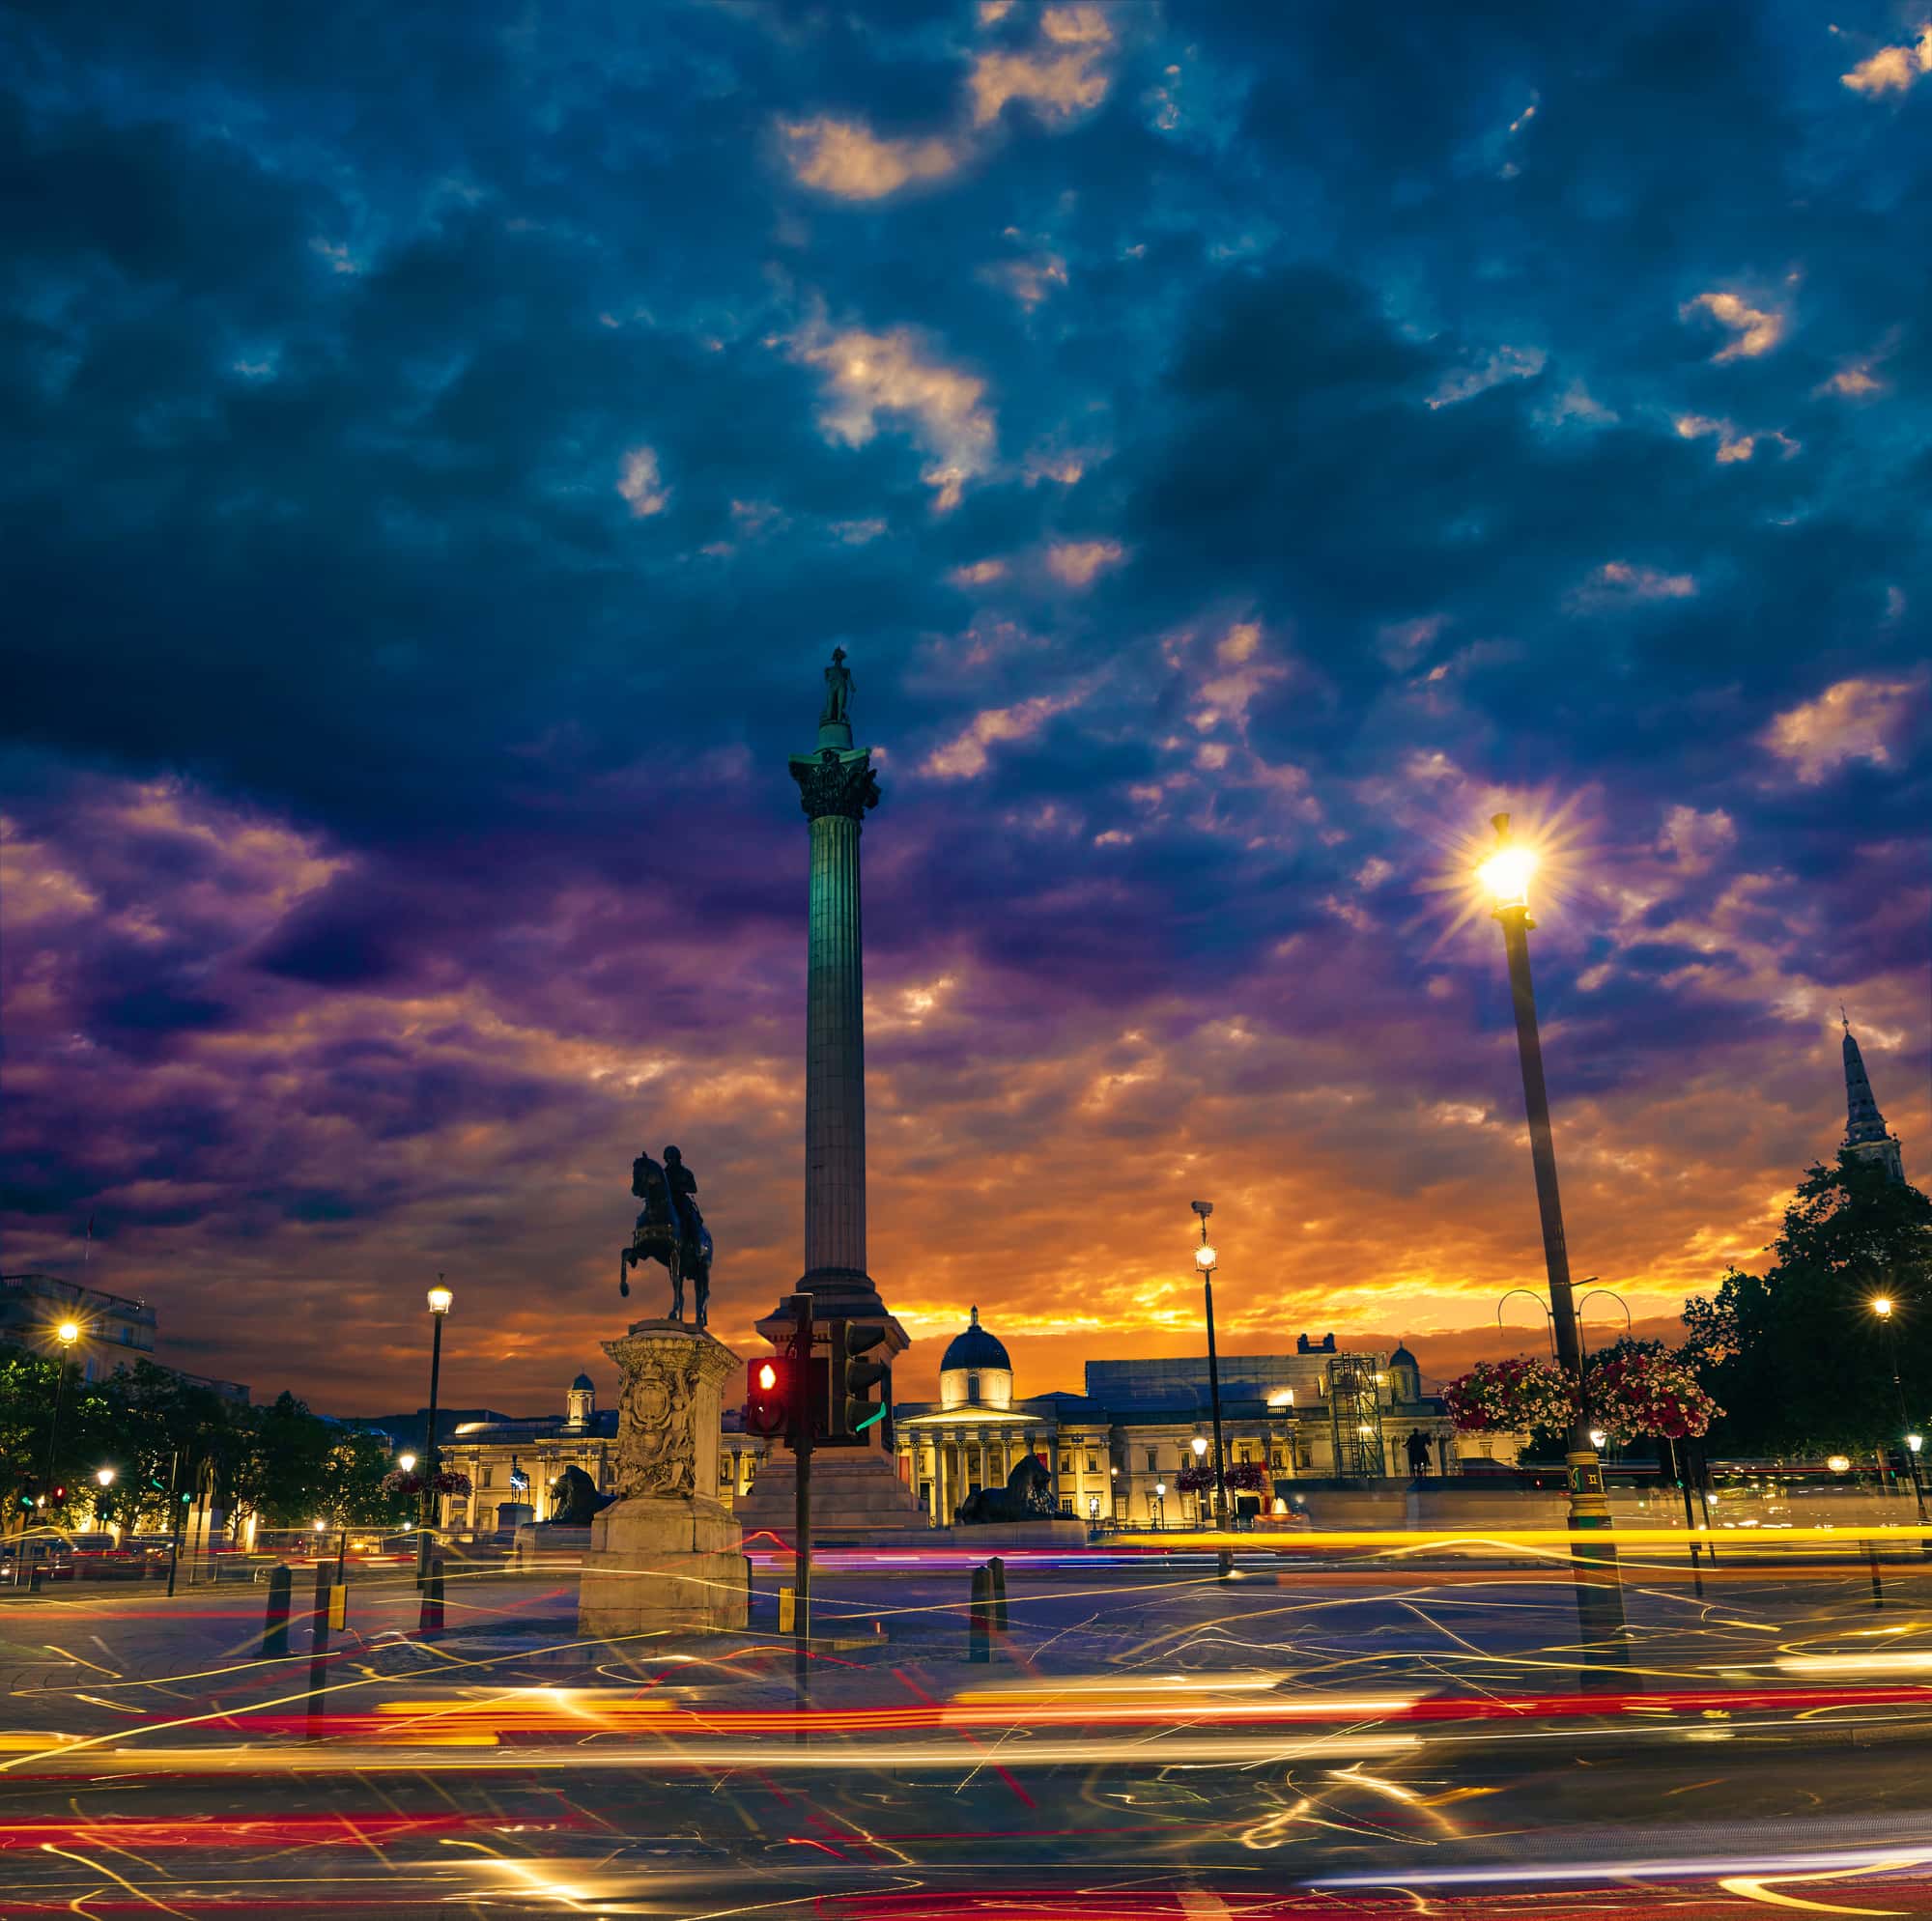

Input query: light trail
[1310,1843,1932,1889]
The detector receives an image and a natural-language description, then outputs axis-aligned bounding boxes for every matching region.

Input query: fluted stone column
[806,810,867,1278]
[789,711,881,1301]
[732,657,921,1540]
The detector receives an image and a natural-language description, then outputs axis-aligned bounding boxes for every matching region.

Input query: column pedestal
[578,1321,749,1638]
[730,1303,922,1540]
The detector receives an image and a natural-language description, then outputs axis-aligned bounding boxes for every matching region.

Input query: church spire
[1841,1012,1905,1183]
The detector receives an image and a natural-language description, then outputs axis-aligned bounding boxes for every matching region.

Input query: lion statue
[545,1464,615,1526]
[955,1454,1058,1525]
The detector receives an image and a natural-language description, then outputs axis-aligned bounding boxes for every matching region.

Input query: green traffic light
[855,1405,886,1432]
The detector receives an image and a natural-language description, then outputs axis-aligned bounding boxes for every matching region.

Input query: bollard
[968,1564,990,1663]
[304,1564,332,1739]
[1867,1538,1886,1611]
[261,1563,293,1658]
[987,1555,1009,1635]
[418,1556,445,1639]
[27,1546,43,1596]
[779,1586,795,1635]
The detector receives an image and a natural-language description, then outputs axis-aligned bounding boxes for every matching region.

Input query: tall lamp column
[1190,1203,1233,1575]
[1479,817,1607,1529]
[1871,1298,1928,1526]
[1479,815,1628,1683]
[43,1320,81,1498]
[416,1281,453,1586]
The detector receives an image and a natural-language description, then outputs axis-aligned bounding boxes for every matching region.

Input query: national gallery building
[891,1310,1461,1527]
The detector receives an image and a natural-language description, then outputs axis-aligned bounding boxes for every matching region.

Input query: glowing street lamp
[417,1277,454,1584]
[1476,841,1537,913]
[1478,810,1627,1683]
[95,1467,115,1488]
[398,1453,417,1474]
[1588,1427,1607,1452]
[1153,1480,1167,1530]
[1479,815,1606,1527]
[43,1320,84,1506]
[1189,1201,1232,1559]
[1869,1296,1927,1523]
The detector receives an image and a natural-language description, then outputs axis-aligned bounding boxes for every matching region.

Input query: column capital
[789,745,880,822]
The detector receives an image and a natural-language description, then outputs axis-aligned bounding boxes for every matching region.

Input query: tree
[1684,1152,1932,1455]
[231,1392,336,1527]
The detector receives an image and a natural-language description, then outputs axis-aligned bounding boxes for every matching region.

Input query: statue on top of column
[820,646,854,728]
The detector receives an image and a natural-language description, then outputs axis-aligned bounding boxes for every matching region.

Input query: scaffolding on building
[1326,1356,1386,1479]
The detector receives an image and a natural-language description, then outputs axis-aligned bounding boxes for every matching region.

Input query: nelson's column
[734,649,921,1537]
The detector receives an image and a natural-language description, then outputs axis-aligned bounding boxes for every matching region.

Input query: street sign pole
[788,1291,812,1738]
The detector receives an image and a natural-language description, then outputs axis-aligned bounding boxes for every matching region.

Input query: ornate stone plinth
[578,1320,749,1639]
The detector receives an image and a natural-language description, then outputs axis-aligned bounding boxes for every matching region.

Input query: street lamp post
[417,1280,454,1585]
[1191,1202,1233,1575]
[1479,814,1628,1681]
[1871,1298,1928,1527]
[43,1320,81,1502]
[1154,1481,1166,1530]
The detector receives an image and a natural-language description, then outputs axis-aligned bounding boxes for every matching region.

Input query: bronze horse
[619,1147,713,1328]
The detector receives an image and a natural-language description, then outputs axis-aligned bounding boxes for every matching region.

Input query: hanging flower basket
[1445,1357,1577,1435]
[1225,1461,1268,1493]
[1587,1349,1720,1443]
[380,1468,471,1498]
[1175,1463,1215,1494]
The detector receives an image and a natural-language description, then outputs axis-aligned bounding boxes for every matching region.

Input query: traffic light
[50,1484,66,1504]
[16,1478,36,1511]
[826,1320,891,1443]
[744,1355,794,1438]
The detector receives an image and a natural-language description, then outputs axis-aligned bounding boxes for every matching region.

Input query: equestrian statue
[619,1143,715,1328]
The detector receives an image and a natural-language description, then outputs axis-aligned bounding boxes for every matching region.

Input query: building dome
[941,1306,1010,1373]
[1388,1343,1416,1370]
[938,1307,1014,1411]
[571,1371,595,1391]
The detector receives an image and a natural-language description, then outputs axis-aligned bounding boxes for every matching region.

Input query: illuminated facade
[894,1315,1466,1526]
[430,1370,766,1534]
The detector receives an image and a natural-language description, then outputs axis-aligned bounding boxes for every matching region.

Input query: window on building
[966,1370,980,1401]
[1059,1497,1074,1514]
[1085,1455,1097,1474]
[1058,1453,1072,1475]
[481,1466,494,1488]
[720,1456,731,1483]
[1146,1450,1158,1472]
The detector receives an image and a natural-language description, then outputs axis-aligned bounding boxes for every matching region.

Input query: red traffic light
[744,1355,793,1438]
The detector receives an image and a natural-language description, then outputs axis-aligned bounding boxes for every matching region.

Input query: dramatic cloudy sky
[4,0,1928,1416]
